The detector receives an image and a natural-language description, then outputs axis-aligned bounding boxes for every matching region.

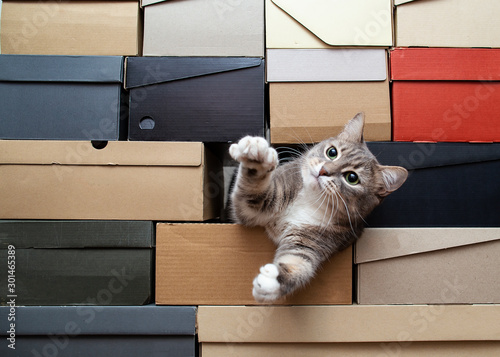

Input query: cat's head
[301,113,408,219]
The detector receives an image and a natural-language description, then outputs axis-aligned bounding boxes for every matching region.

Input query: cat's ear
[340,112,365,143]
[378,166,408,198]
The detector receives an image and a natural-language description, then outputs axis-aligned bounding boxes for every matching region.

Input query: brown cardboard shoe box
[155,223,352,305]
[0,140,222,221]
[198,304,500,356]
[267,48,391,144]
[0,0,142,55]
[356,228,500,305]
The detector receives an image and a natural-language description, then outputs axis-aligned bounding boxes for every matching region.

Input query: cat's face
[301,113,408,218]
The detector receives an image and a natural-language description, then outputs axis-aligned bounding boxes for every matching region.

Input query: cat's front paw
[230,136,278,172]
[252,263,281,303]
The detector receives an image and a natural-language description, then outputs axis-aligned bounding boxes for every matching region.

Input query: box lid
[355,228,500,264]
[267,49,387,82]
[198,305,500,342]
[0,305,196,335]
[367,142,500,170]
[125,57,263,89]
[268,0,392,47]
[390,48,500,81]
[0,220,153,248]
[0,55,124,83]
[0,140,203,167]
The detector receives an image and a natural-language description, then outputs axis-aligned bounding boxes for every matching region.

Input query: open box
[391,48,500,142]
[0,0,141,55]
[0,140,222,220]
[356,228,500,304]
[268,48,391,144]
[394,0,500,48]
[266,0,392,48]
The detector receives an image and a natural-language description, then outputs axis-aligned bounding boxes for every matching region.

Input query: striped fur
[229,113,408,303]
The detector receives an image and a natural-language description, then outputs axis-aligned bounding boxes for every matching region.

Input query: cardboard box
[126,56,265,142]
[155,223,352,305]
[0,305,196,357]
[268,49,391,144]
[391,48,500,142]
[0,220,154,306]
[266,0,392,48]
[0,55,127,141]
[0,0,141,55]
[0,140,222,220]
[142,0,263,57]
[395,0,500,48]
[365,142,500,227]
[198,305,500,356]
[356,228,500,305]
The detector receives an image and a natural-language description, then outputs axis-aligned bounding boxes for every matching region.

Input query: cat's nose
[319,166,329,176]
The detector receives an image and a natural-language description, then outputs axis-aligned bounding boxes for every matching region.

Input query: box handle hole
[139,116,155,130]
[91,141,108,150]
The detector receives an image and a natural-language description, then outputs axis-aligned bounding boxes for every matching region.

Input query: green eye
[345,172,360,185]
[326,146,338,160]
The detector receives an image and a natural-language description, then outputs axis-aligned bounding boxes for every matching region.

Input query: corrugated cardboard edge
[198,304,500,343]
[355,228,500,264]
[0,140,203,166]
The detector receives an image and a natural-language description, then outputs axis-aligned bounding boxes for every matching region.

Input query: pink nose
[319,166,329,176]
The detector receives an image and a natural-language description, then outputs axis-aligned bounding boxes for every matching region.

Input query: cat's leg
[253,236,323,303]
[229,136,279,225]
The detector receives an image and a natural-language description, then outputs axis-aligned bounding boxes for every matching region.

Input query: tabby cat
[229,113,408,302]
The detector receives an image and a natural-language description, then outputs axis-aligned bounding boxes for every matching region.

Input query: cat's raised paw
[252,263,281,303]
[230,136,278,172]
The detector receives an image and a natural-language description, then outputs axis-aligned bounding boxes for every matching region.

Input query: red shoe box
[391,48,500,142]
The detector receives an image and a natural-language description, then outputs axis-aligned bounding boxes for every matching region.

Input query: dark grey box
[0,305,196,357]
[125,56,265,142]
[0,55,127,140]
[367,142,500,227]
[0,221,154,306]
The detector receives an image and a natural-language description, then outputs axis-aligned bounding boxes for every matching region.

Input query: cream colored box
[0,0,141,55]
[0,141,221,221]
[395,0,500,48]
[266,0,392,48]
[142,0,264,56]
[356,228,500,305]
[198,305,500,356]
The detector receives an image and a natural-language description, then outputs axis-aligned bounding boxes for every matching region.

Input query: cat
[229,113,408,303]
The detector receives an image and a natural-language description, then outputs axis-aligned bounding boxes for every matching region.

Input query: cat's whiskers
[335,190,357,237]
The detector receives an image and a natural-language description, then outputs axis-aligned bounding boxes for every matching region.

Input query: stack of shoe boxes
[0,1,499,356]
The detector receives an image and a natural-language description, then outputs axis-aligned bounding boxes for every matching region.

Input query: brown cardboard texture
[268,48,390,144]
[198,305,500,343]
[155,223,352,305]
[0,141,222,220]
[202,341,500,357]
[269,80,390,144]
[1,1,141,55]
[355,228,500,304]
[395,0,500,48]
